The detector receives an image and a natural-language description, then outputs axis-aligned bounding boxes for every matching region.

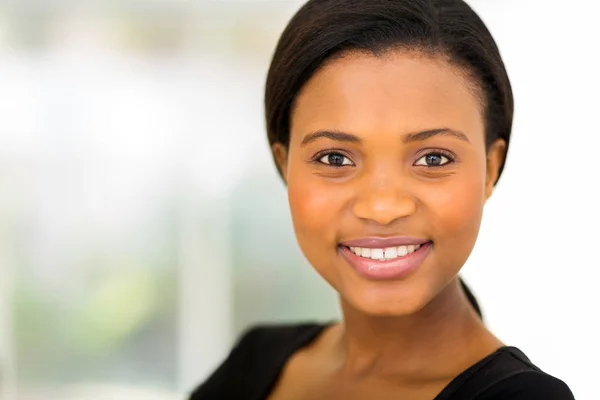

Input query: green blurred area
[13,207,180,388]
[1,1,337,397]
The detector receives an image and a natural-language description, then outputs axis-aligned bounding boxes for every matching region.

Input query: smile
[347,245,422,261]
[339,238,432,280]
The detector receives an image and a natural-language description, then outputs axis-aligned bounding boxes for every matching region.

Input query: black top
[191,323,574,400]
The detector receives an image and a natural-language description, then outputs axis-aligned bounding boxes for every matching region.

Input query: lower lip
[340,242,432,280]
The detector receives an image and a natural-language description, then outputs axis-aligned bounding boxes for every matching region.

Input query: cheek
[425,168,487,270]
[287,173,341,245]
[436,178,485,232]
[287,174,346,285]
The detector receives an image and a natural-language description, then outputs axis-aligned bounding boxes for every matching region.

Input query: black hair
[265,0,513,182]
[265,0,513,318]
[460,278,482,318]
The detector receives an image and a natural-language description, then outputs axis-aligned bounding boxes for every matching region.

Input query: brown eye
[319,152,354,167]
[415,153,450,167]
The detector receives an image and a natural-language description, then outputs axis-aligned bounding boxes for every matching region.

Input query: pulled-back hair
[265,0,513,182]
[264,0,514,317]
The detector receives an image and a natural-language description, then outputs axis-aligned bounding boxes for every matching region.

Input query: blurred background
[0,0,598,399]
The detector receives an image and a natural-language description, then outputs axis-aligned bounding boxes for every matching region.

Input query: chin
[341,281,433,317]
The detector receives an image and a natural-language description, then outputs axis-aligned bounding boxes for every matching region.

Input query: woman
[192,0,574,398]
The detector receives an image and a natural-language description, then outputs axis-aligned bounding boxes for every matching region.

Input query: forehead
[291,51,485,144]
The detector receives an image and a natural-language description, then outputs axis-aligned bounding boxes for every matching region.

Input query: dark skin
[269,51,506,399]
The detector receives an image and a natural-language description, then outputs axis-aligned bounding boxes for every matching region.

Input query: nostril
[351,194,417,225]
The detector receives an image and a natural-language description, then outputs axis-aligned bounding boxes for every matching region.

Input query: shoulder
[189,322,327,400]
[235,322,327,354]
[477,371,574,399]
[465,347,574,400]
[223,322,328,371]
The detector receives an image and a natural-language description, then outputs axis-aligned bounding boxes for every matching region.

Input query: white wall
[464,1,600,398]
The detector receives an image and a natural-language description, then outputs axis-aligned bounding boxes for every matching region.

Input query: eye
[318,152,354,167]
[414,153,451,167]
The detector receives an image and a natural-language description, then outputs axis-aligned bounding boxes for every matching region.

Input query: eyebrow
[300,130,361,147]
[300,127,470,147]
[403,128,470,144]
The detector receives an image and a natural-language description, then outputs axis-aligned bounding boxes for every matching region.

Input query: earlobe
[485,139,507,201]
[272,143,289,182]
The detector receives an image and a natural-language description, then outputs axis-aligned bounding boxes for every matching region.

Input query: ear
[272,143,289,183]
[485,139,507,201]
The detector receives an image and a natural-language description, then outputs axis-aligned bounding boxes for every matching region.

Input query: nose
[351,174,417,225]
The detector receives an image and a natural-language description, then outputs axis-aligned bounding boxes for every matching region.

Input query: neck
[334,278,495,378]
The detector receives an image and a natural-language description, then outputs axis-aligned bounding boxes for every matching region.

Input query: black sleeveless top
[190,323,574,400]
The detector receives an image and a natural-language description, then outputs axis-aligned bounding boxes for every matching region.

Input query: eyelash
[414,149,457,167]
[311,149,354,167]
[310,149,457,168]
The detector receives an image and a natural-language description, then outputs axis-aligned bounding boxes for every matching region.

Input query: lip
[341,236,429,248]
[339,241,432,280]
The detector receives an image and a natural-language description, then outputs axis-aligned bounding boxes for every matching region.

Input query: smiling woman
[277,52,501,319]
[191,0,574,399]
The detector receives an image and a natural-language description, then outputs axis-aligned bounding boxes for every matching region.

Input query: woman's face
[274,51,505,316]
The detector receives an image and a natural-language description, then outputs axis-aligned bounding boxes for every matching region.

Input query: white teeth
[370,248,384,260]
[397,246,408,257]
[384,247,397,259]
[348,243,425,261]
